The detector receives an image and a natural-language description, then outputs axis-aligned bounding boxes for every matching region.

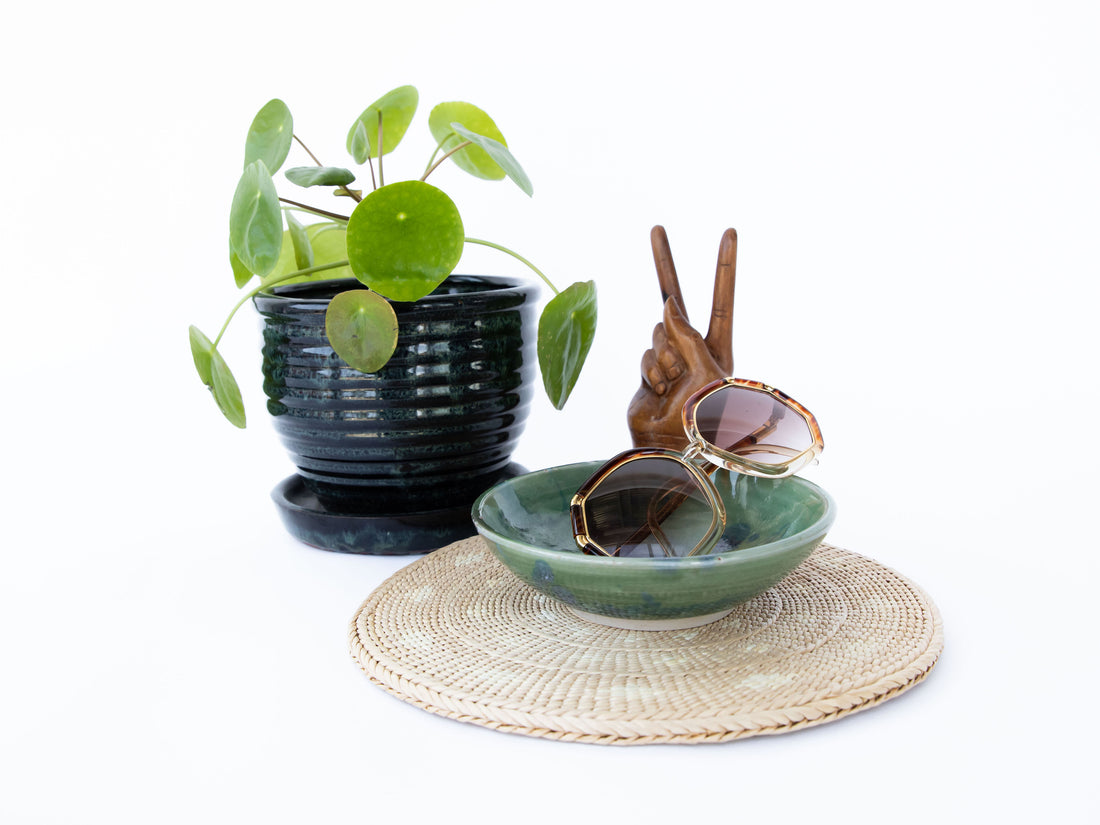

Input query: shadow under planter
[254,275,537,554]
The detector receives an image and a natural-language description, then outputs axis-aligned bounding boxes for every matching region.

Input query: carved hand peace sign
[627,226,738,450]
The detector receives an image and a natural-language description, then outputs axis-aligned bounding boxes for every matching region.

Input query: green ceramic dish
[472,460,836,630]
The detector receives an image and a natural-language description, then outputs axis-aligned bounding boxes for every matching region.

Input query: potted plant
[190,87,597,553]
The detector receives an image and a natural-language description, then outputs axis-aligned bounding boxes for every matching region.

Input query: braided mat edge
[348,538,943,745]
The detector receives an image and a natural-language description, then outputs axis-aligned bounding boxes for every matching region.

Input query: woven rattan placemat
[348,537,943,745]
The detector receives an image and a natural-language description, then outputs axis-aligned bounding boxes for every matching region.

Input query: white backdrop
[3,1,1096,821]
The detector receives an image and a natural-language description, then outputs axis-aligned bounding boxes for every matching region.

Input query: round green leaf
[306,225,351,278]
[325,290,400,373]
[189,325,214,386]
[538,280,598,409]
[285,212,313,271]
[449,122,532,196]
[244,99,293,173]
[428,102,507,180]
[190,326,246,426]
[267,222,353,283]
[349,120,370,166]
[230,160,283,277]
[345,181,464,302]
[285,166,356,188]
[229,246,253,288]
[210,347,246,428]
[346,86,419,163]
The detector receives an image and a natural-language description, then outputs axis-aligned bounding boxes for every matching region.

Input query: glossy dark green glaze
[254,275,537,538]
[271,470,525,555]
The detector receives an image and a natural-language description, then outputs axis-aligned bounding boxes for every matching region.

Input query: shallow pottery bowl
[472,460,836,630]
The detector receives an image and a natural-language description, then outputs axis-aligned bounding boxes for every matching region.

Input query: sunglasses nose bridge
[681,440,704,463]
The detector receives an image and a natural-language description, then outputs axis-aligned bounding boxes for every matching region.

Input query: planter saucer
[271,466,527,555]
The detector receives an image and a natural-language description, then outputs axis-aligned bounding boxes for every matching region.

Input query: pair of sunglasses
[570,378,824,559]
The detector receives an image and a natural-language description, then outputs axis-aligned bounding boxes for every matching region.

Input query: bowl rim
[472,460,836,568]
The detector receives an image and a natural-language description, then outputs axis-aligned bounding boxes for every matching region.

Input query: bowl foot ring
[567,606,735,630]
[349,537,943,744]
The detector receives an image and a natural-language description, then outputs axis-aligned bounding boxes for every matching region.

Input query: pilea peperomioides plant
[190,86,597,428]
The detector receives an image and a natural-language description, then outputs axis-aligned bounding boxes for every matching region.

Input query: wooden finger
[650,225,688,320]
[653,322,685,381]
[651,321,667,349]
[657,347,684,382]
[640,348,667,395]
[660,295,697,350]
[704,227,737,374]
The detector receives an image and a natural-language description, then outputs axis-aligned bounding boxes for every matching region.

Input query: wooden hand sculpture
[627,226,737,450]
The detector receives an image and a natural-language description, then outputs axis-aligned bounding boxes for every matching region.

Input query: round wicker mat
[348,537,943,745]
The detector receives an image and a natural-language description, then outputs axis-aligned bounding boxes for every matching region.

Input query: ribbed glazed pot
[253,275,537,516]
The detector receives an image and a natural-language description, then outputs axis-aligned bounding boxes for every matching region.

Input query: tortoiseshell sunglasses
[570,378,824,559]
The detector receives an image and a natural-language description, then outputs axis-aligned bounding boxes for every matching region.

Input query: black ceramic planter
[254,275,537,554]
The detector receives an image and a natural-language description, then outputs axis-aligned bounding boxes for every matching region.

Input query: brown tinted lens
[583,456,716,558]
[693,385,813,466]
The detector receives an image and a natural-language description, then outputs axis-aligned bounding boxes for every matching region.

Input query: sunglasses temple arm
[613,459,722,556]
[649,519,677,558]
[610,488,689,556]
[714,414,781,457]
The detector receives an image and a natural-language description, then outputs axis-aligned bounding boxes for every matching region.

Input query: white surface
[3,1,1096,822]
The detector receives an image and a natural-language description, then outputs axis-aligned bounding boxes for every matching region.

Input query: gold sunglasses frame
[682,377,824,479]
[571,377,824,558]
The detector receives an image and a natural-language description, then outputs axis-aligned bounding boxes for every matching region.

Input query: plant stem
[421,140,473,182]
[293,134,323,166]
[366,156,377,190]
[212,260,351,348]
[291,134,361,201]
[464,237,559,296]
[278,198,350,222]
[423,143,442,178]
